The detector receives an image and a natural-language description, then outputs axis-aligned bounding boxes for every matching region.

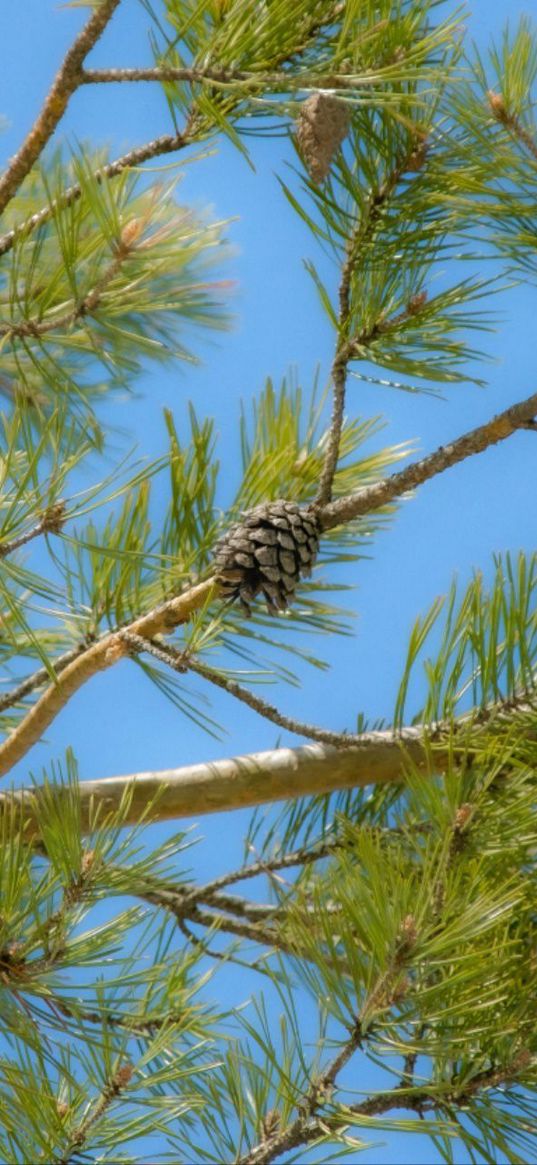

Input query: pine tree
[0,2,535,1162]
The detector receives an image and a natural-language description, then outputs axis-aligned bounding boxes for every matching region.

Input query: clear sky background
[0,1,535,1162]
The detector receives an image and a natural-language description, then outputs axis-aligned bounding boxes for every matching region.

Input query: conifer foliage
[0,2,535,1163]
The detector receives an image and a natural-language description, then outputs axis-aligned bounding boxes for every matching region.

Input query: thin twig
[55,996,186,1037]
[190,821,433,899]
[139,877,278,926]
[0,501,66,558]
[238,946,527,1165]
[0,0,122,215]
[251,1053,532,1164]
[315,143,424,507]
[0,643,90,715]
[244,1057,532,1165]
[144,888,283,949]
[238,1021,364,1165]
[190,842,346,896]
[123,632,369,749]
[0,241,135,342]
[175,915,260,970]
[344,1053,534,1119]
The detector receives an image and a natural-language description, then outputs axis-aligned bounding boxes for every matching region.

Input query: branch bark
[0,731,445,834]
[80,65,386,91]
[0,0,121,215]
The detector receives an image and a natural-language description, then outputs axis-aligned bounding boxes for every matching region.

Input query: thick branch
[5,679,535,831]
[0,0,121,215]
[0,732,447,833]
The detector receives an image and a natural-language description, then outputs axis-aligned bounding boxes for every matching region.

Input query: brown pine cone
[213,499,320,615]
[296,92,351,183]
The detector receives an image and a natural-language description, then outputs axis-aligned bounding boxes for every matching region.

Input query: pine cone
[213,500,320,615]
[296,93,351,184]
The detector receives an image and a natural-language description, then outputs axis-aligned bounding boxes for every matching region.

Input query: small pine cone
[296,93,351,184]
[214,500,320,615]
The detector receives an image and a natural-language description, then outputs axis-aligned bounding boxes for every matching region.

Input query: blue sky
[0,1,535,1162]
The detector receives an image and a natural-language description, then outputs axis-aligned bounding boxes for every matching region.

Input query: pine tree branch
[0,127,194,261]
[344,1052,533,1120]
[0,856,94,982]
[315,142,424,507]
[4,683,535,833]
[0,644,88,715]
[0,2,345,261]
[0,734,428,830]
[195,843,343,894]
[0,0,122,216]
[143,874,279,925]
[0,578,215,777]
[0,387,534,779]
[56,1061,134,1165]
[319,388,537,531]
[80,65,392,91]
[188,821,432,899]
[82,65,260,85]
[54,996,188,1037]
[143,886,283,949]
[240,926,419,1165]
[239,1045,532,1165]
